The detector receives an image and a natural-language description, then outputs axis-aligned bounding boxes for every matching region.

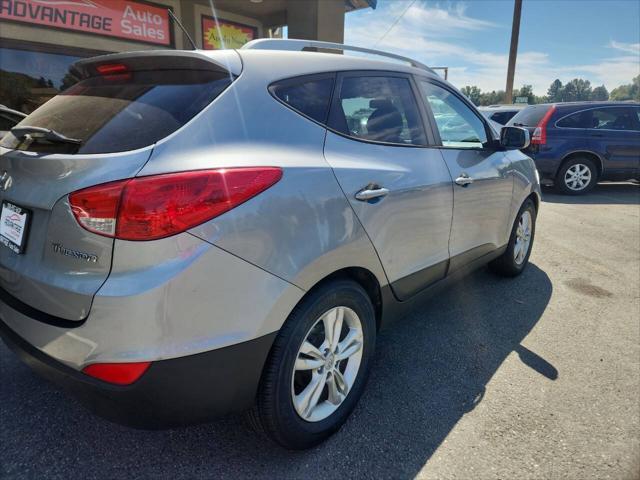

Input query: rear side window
[556,110,593,128]
[1,69,232,154]
[509,105,553,127]
[271,75,334,124]
[329,75,426,146]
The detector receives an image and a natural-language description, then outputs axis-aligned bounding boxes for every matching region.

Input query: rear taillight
[83,361,151,385]
[69,168,282,241]
[531,105,556,145]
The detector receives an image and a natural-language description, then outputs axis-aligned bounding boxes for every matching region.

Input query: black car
[508,101,640,194]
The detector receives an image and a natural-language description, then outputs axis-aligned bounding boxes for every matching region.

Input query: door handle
[355,186,390,201]
[455,173,474,187]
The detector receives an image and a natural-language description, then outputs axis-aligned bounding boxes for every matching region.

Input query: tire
[489,198,536,277]
[555,157,598,195]
[249,279,376,450]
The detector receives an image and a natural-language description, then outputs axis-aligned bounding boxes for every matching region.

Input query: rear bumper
[0,318,275,428]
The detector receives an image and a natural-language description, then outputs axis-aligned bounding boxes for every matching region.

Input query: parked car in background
[479,104,528,125]
[508,101,640,194]
[0,105,26,137]
[0,39,539,449]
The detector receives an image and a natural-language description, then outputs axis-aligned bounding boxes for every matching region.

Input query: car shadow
[542,182,639,205]
[1,264,553,479]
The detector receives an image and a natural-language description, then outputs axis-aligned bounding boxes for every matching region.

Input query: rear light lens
[69,168,282,241]
[83,361,151,385]
[531,105,556,145]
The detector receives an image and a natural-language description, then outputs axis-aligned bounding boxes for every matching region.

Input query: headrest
[369,98,394,110]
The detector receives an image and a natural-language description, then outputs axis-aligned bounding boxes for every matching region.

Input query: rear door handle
[355,186,390,201]
[455,173,474,187]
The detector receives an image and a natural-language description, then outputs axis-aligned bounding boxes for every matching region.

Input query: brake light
[531,105,556,145]
[69,168,282,241]
[96,63,128,75]
[83,361,151,385]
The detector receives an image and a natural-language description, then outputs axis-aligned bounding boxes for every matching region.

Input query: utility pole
[505,0,523,104]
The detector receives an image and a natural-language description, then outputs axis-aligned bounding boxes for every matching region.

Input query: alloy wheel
[514,210,532,265]
[291,306,364,422]
[564,163,592,191]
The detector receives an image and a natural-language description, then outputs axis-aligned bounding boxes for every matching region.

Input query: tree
[547,79,563,102]
[478,90,506,106]
[565,78,592,101]
[513,84,534,104]
[590,85,609,101]
[460,85,482,105]
[610,75,640,101]
[562,81,577,102]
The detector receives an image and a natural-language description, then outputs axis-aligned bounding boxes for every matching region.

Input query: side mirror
[500,126,530,150]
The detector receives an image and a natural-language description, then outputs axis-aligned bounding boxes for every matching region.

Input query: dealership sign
[0,0,172,46]
[201,16,256,50]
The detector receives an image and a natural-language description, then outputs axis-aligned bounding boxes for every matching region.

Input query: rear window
[270,75,334,124]
[0,69,232,154]
[490,110,517,125]
[556,110,593,128]
[509,105,553,127]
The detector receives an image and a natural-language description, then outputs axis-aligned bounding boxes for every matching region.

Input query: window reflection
[0,47,83,114]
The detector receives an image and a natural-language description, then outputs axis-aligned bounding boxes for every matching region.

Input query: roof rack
[241,38,434,73]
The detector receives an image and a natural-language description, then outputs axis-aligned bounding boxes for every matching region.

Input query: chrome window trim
[554,105,640,132]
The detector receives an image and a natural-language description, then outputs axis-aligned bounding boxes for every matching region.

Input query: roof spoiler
[71,50,237,80]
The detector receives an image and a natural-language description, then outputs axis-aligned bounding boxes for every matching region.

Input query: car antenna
[168,9,197,50]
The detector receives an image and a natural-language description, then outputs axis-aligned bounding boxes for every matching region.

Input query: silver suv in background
[0,40,539,449]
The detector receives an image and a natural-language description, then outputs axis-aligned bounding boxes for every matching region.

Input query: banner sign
[201,16,257,50]
[0,0,172,46]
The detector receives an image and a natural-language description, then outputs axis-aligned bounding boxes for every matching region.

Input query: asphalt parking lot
[1,183,638,480]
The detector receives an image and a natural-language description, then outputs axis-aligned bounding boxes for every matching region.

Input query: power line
[373,0,419,48]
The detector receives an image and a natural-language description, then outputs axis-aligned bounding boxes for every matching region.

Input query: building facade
[0,0,375,112]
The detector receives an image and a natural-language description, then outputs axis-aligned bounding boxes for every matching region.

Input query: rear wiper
[512,122,528,127]
[11,126,82,145]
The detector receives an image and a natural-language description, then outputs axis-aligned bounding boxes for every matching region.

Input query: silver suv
[0,39,539,449]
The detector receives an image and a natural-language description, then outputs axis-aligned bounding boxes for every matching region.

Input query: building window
[0,47,88,113]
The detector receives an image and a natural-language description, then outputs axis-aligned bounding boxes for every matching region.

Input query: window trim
[554,105,640,132]
[326,70,433,148]
[416,76,496,151]
[268,72,337,128]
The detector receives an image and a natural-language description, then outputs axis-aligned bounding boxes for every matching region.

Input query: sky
[343,0,640,95]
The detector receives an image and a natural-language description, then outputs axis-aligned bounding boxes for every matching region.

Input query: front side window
[271,76,334,124]
[592,107,640,131]
[330,75,426,145]
[419,81,487,148]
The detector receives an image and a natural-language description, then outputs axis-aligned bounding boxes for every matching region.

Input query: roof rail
[242,38,434,73]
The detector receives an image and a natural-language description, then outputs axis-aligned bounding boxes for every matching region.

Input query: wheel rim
[564,163,592,191]
[514,210,532,265]
[291,306,364,422]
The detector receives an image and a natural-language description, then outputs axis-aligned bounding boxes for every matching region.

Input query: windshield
[0,69,232,154]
